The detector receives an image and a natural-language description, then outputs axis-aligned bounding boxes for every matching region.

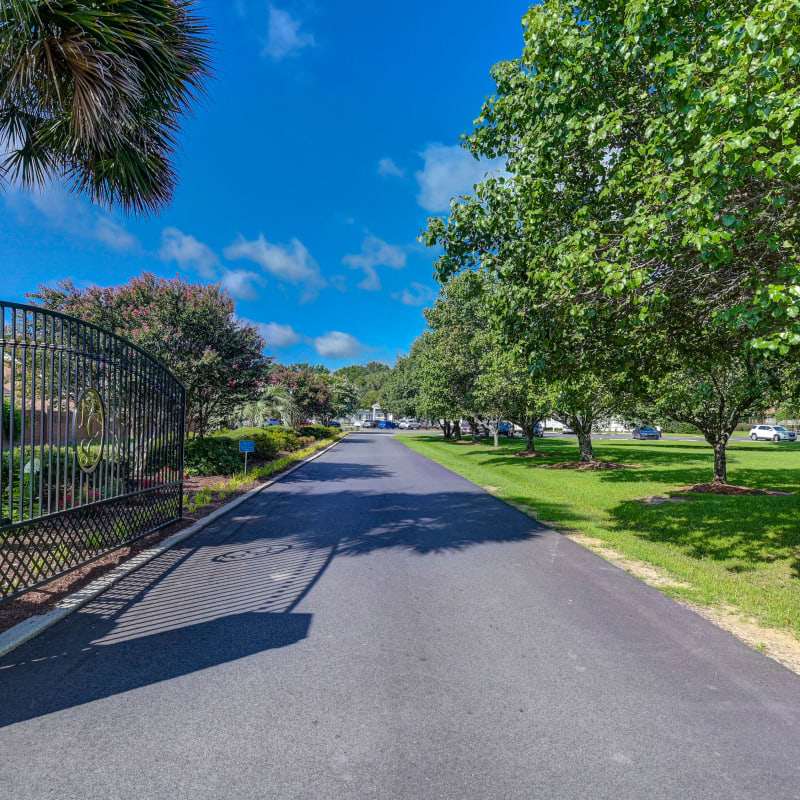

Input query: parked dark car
[534,423,544,437]
[328,421,341,428]
[633,426,661,440]
[378,420,398,429]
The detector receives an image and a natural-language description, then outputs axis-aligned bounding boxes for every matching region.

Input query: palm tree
[0,0,210,215]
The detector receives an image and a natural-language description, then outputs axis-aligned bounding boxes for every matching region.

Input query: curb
[0,434,348,659]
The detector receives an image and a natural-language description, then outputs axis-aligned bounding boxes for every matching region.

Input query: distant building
[339,402,394,425]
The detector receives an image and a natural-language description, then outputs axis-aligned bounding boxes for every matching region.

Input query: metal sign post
[239,440,255,474]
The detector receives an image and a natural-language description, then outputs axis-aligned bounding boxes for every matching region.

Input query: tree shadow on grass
[609,493,800,578]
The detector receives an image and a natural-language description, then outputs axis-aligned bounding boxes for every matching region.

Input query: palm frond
[0,0,211,215]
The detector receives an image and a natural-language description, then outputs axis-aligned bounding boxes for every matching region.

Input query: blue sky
[1,1,530,368]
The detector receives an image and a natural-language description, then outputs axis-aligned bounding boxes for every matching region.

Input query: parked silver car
[749,425,797,442]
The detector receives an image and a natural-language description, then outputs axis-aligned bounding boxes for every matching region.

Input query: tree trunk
[713,441,728,484]
[442,419,451,439]
[524,430,536,452]
[576,426,594,462]
[452,420,461,440]
[493,427,499,448]
[466,416,479,444]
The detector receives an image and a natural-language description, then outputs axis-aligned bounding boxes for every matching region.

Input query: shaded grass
[401,435,800,637]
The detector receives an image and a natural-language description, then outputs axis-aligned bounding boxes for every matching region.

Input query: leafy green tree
[380,354,422,421]
[477,348,555,451]
[1,0,211,215]
[324,373,359,424]
[422,271,490,440]
[647,349,794,483]
[429,0,800,351]
[270,365,335,426]
[333,361,391,408]
[29,273,269,436]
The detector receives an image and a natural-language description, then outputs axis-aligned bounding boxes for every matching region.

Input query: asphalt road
[1,433,798,799]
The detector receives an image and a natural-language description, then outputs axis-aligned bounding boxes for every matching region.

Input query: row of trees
[381,0,800,484]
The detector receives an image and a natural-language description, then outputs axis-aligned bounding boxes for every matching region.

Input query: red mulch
[544,460,639,470]
[514,451,556,458]
[675,482,791,496]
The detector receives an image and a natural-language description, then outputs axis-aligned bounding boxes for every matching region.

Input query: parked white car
[406,421,421,430]
[749,425,797,442]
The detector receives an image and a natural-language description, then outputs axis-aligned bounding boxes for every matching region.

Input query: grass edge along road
[400,434,800,661]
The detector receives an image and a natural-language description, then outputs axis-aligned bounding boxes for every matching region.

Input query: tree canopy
[29,272,269,436]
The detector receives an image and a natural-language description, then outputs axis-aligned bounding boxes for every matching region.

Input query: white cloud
[159,227,218,278]
[263,5,315,59]
[312,331,368,359]
[17,186,140,253]
[392,282,437,307]
[377,157,405,177]
[342,235,406,291]
[224,234,327,301]
[415,143,505,213]
[257,321,302,348]
[220,269,266,301]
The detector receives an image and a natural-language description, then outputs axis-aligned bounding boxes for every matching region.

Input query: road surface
[1,433,798,799]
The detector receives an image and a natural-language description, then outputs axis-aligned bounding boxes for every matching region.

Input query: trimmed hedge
[185,436,240,477]
[264,428,303,452]
[298,425,338,440]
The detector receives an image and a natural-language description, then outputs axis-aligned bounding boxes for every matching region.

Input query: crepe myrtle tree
[270,365,340,426]
[29,273,271,437]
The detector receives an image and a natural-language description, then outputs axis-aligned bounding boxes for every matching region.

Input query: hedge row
[186,425,340,477]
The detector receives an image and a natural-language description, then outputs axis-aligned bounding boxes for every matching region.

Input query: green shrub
[2,397,22,440]
[216,428,279,460]
[298,425,337,440]
[184,436,240,476]
[264,428,303,452]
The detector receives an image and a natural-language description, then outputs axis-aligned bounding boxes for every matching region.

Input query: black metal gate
[1,301,185,600]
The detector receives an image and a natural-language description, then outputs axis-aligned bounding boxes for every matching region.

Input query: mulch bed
[0,453,302,636]
[514,450,556,458]
[675,482,791,496]
[544,460,640,470]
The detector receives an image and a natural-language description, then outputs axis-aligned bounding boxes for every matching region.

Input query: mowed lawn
[401,434,800,638]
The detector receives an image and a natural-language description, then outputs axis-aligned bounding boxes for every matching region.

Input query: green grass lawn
[401,434,800,638]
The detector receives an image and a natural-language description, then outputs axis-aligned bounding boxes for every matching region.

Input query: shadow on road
[0,469,540,725]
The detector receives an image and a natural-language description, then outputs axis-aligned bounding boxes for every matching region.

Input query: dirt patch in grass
[640,494,692,505]
[676,482,792,496]
[544,460,639,470]
[514,450,556,458]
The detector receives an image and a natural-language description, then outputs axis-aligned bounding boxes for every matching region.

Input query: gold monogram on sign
[74,388,105,474]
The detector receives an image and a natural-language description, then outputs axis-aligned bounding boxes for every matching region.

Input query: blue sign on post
[239,439,254,474]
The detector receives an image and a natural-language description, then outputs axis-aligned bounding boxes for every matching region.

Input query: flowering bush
[29,273,272,436]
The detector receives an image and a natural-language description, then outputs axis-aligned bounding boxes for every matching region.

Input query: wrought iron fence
[1,301,185,600]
